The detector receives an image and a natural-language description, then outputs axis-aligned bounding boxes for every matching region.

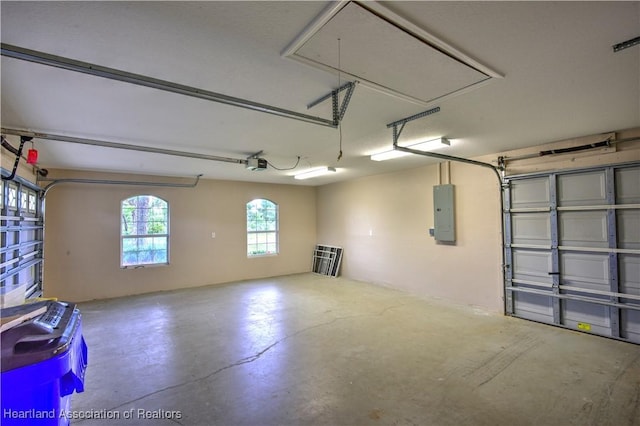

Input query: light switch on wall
[211,232,216,238]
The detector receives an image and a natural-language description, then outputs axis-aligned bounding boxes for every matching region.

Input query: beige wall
[42,170,316,301]
[9,128,640,308]
[316,127,640,313]
[317,161,505,312]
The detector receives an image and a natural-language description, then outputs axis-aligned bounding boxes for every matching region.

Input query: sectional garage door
[503,164,640,344]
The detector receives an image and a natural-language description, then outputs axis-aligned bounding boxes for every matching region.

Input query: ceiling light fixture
[294,167,336,180]
[371,137,450,161]
[370,150,410,162]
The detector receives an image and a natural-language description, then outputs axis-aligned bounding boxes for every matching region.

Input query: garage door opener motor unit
[246,157,267,171]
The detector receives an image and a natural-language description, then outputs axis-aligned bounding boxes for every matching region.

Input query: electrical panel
[433,184,455,242]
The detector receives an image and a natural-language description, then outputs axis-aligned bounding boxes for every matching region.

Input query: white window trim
[246,199,279,257]
[120,195,170,268]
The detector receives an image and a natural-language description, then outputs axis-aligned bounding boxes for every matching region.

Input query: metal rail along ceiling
[1,43,356,173]
[1,43,353,129]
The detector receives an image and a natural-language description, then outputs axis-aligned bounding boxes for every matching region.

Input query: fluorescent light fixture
[370,150,410,161]
[294,166,336,180]
[411,137,450,151]
[370,137,450,161]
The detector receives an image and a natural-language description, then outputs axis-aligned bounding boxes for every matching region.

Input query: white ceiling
[1,1,639,186]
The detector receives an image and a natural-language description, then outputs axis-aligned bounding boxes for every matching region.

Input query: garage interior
[1,1,639,425]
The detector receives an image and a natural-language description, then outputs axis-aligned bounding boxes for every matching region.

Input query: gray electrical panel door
[503,164,640,344]
[434,184,455,242]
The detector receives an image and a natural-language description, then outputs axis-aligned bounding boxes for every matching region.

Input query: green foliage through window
[247,199,278,256]
[121,195,169,267]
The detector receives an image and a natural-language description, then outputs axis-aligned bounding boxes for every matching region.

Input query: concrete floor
[72,273,640,426]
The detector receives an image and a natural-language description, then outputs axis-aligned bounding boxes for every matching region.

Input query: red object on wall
[26,148,38,164]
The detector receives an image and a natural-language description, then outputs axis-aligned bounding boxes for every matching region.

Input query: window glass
[121,195,169,267]
[19,190,28,211]
[247,199,278,256]
[28,191,37,213]
[8,183,17,209]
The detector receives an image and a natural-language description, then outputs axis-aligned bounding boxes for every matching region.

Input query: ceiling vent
[283,1,502,106]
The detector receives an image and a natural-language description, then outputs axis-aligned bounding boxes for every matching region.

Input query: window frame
[246,198,279,257]
[27,190,37,213]
[7,182,17,210]
[120,195,170,268]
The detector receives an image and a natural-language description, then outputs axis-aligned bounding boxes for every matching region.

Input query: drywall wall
[316,127,640,313]
[26,127,640,306]
[317,161,504,312]
[42,170,316,301]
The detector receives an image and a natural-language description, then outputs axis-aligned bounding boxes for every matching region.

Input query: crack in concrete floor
[99,302,407,418]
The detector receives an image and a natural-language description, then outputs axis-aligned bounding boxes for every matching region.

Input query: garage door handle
[548,272,560,275]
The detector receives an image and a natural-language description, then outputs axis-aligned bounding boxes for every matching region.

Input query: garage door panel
[511,178,550,208]
[560,252,609,291]
[617,210,639,250]
[558,171,607,206]
[619,254,640,295]
[562,298,611,335]
[621,309,640,344]
[506,165,639,344]
[616,167,640,204]
[512,250,552,285]
[512,213,551,245]
[513,291,553,323]
[559,211,608,248]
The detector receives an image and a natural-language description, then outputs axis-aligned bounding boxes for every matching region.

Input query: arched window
[121,195,169,267]
[246,199,278,256]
